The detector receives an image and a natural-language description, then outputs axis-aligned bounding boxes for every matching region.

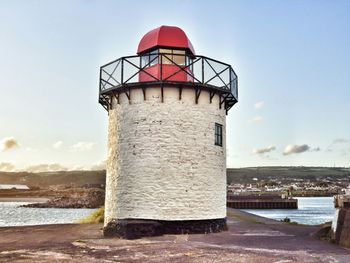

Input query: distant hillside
[1,167,349,189]
[227,166,350,185]
[0,170,106,188]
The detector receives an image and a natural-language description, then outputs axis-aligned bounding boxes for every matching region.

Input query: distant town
[228,179,350,197]
[227,166,350,197]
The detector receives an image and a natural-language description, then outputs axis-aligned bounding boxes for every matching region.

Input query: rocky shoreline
[20,188,104,209]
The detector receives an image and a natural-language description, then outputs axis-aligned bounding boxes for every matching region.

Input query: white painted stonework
[104,87,226,225]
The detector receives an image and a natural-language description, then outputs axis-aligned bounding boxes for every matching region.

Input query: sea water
[242,197,336,225]
[0,202,97,227]
[0,197,336,227]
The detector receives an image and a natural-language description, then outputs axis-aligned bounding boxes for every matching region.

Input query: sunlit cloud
[252,145,276,155]
[0,137,20,152]
[1,160,106,173]
[90,159,106,170]
[283,144,310,155]
[70,141,95,152]
[24,163,68,173]
[53,141,63,149]
[254,101,264,109]
[71,160,107,171]
[248,116,263,123]
[0,162,16,172]
[25,147,38,153]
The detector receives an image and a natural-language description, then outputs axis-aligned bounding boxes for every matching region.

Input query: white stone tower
[99,26,238,238]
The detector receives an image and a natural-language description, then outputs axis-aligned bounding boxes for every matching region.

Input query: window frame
[141,48,189,68]
[215,123,223,147]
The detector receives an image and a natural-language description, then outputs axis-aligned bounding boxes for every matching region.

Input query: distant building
[346,186,350,195]
[0,184,29,190]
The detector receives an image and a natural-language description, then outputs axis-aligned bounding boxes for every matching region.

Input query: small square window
[141,55,150,67]
[215,123,223,146]
[149,50,158,66]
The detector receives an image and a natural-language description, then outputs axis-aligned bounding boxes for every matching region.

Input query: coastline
[0,188,104,208]
[0,197,49,203]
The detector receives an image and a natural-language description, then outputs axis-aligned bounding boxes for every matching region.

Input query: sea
[0,197,336,227]
[242,197,336,225]
[0,201,97,227]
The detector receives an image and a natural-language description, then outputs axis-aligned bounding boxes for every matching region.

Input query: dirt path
[0,209,349,262]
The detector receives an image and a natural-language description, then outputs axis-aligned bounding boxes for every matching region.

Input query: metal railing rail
[99,53,238,111]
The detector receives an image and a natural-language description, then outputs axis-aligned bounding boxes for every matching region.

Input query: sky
[0,0,349,172]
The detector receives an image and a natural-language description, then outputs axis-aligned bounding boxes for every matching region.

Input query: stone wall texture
[339,209,350,248]
[104,87,226,226]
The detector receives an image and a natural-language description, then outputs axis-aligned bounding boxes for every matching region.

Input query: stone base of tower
[103,218,227,239]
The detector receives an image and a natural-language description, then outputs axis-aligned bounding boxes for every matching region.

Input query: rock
[20,188,105,209]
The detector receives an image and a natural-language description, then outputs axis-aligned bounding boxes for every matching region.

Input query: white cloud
[90,160,106,170]
[326,138,348,152]
[25,147,38,153]
[248,116,263,123]
[70,141,95,152]
[53,141,63,149]
[24,163,68,173]
[311,147,321,152]
[70,165,86,170]
[283,144,310,155]
[0,137,19,152]
[254,101,264,109]
[252,145,276,155]
[0,162,16,172]
[71,160,106,171]
[333,138,348,144]
[1,159,104,173]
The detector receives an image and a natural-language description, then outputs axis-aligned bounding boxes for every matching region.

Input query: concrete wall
[339,209,350,248]
[332,208,350,248]
[104,87,226,225]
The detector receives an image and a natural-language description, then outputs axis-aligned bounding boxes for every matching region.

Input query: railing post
[236,75,238,100]
[201,58,204,84]
[160,54,163,81]
[229,67,232,92]
[99,67,102,96]
[121,58,124,84]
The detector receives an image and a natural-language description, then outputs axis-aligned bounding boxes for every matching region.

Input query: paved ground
[0,209,349,262]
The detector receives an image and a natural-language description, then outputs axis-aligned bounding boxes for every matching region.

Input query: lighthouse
[99,26,238,238]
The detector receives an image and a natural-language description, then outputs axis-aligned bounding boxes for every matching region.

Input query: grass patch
[77,207,104,224]
[227,210,265,224]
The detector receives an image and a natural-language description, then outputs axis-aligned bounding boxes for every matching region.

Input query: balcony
[99,52,238,112]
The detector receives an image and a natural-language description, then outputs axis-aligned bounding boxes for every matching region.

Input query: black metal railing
[99,53,238,111]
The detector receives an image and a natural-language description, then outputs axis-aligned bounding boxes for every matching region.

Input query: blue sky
[0,0,349,171]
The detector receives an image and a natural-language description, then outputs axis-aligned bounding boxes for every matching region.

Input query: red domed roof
[137,26,195,55]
